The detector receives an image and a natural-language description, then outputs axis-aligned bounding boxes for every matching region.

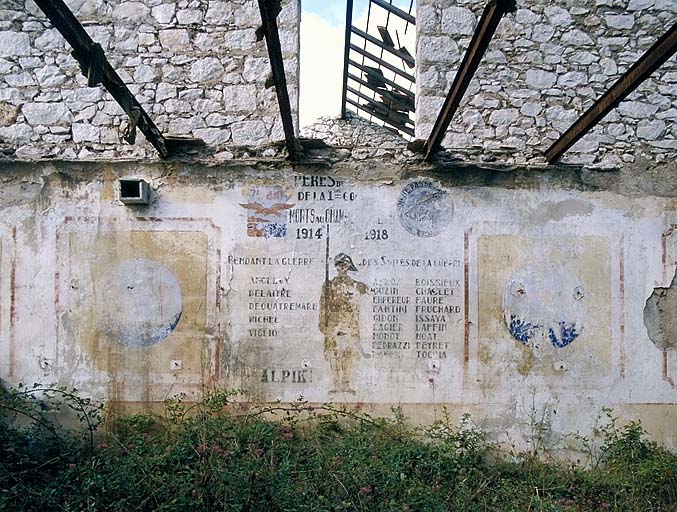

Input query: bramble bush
[1,383,675,511]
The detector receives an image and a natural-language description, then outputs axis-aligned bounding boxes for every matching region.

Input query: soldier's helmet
[334,253,358,272]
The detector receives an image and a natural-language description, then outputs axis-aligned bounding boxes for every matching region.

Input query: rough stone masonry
[416,0,677,166]
[0,0,300,160]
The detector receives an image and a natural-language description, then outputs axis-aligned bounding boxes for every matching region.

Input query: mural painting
[503,264,586,350]
[0,168,673,441]
[39,177,636,406]
[240,185,294,238]
[319,253,370,394]
[226,178,467,403]
[477,234,613,384]
[397,180,452,238]
[97,257,183,348]
[56,219,216,403]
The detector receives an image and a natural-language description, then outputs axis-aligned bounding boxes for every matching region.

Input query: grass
[1,384,675,511]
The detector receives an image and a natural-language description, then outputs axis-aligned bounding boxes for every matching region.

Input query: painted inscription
[260,368,312,383]
[294,175,356,203]
[371,277,407,358]
[226,176,466,402]
[368,275,462,360]
[289,175,350,242]
[415,278,461,359]
[226,257,319,316]
[227,255,319,378]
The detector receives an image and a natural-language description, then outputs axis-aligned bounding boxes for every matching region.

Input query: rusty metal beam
[347,73,413,112]
[257,0,302,161]
[33,0,202,158]
[349,44,416,82]
[346,86,413,127]
[345,100,415,136]
[340,0,354,119]
[351,26,415,68]
[424,0,515,161]
[545,22,677,164]
[370,0,415,25]
[348,59,414,98]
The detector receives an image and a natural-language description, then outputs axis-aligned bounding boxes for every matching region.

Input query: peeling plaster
[644,269,677,351]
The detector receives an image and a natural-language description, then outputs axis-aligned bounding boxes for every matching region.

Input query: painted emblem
[240,185,294,238]
[503,265,586,349]
[97,258,183,347]
[397,181,451,238]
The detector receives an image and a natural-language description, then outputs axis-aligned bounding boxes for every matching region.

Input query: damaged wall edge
[644,269,677,387]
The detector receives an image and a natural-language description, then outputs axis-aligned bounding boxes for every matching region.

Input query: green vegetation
[1,384,675,511]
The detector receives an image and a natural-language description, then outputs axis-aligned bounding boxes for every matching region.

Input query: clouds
[299,11,345,126]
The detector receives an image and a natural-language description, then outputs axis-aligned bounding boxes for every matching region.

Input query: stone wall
[0,0,300,160]
[416,0,677,166]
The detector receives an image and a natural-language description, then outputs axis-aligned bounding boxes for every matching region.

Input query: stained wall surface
[416,0,677,166]
[0,158,675,451]
[0,0,675,452]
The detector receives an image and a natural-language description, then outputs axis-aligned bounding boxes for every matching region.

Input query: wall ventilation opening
[118,178,150,205]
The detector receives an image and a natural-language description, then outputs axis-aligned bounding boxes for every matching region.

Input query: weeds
[0,383,675,511]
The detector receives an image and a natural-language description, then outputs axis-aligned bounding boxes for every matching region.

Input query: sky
[299,0,415,127]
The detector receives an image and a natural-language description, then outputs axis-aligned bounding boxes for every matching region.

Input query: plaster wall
[0,157,675,451]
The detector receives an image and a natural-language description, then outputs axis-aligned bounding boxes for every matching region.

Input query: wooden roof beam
[33,0,203,158]
[545,22,677,164]
[257,0,302,161]
[424,0,516,162]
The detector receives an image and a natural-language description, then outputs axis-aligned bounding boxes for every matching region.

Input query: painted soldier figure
[319,253,370,394]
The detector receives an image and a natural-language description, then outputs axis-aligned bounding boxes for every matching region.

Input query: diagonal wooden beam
[257,0,302,161]
[545,22,677,164]
[33,0,202,158]
[424,0,515,161]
